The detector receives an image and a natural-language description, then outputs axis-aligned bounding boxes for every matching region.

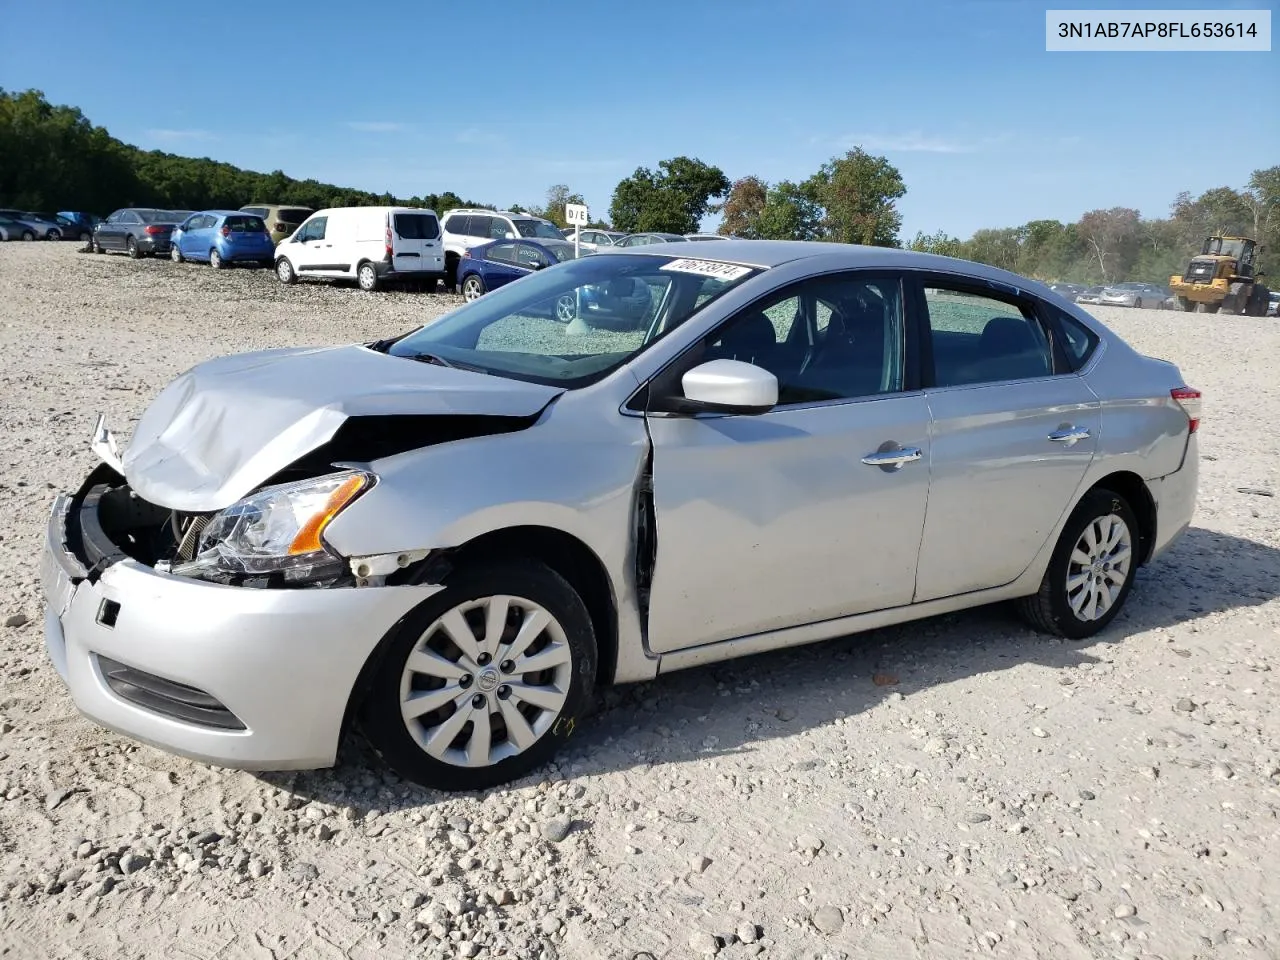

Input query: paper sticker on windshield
[660,258,752,281]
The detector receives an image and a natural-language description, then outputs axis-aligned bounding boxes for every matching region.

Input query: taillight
[144,225,165,235]
[220,225,231,238]
[1171,387,1201,433]
[274,222,286,232]
[385,215,393,260]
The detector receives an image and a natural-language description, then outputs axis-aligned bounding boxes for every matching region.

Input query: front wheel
[357,261,379,292]
[1015,489,1140,639]
[171,245,184,263]
[360,561,597,791]
[461,274,485,301]
[275,257,296,285]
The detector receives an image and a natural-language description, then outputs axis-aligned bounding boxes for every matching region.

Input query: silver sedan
[42,242,1201,790]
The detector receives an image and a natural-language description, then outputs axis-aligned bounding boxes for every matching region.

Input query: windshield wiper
[403,351,455,368]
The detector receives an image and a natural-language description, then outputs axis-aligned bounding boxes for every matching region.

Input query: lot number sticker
[660,258,752,281]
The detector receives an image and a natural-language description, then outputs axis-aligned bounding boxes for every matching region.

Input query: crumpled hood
[123,344,562,512]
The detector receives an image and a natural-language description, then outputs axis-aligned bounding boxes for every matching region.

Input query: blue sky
[2,0,1276,238]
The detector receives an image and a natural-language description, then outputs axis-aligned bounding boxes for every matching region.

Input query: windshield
[138,210,176,224]
[386,253,761,386]
[1203,237,1246,258]
[513,219,566,240]
[542,241,582,262]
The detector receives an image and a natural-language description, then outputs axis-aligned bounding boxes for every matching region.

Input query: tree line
[3,87,1275,283]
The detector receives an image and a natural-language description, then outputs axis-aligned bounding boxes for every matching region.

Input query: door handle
[861,446,923,468]
[1048,427,1091,444]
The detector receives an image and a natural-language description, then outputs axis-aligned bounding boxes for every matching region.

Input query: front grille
[1184,259,1217,284]
[97,656,245,730]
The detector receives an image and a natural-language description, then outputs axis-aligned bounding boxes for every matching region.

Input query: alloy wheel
[398,595,572,768]
[1065,513,1133,621]
[554,294,577,322]
[462,276,483,301]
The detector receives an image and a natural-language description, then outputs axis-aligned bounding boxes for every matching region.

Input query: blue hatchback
[171,210,275,268]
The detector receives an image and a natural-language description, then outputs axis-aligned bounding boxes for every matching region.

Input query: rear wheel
[1016,489,1140,639]
[209,249,224,270]
[275,257,296,285]
[360,561,597,791]
[126,237,140,259]
[461,274,485,301]
[357,261,379,292]
[21,230,35,242]
[78,231,92,243]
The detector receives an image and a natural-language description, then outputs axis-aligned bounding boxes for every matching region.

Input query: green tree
[802,148,905,246]
[719,176,768,238]
[758,180,823,240]
[535,183,586,228]
[609,157,729,234]
[908,230,964,258]
[1078,208,1141,282]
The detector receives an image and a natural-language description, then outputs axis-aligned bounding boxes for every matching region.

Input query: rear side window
[394,213,440,240]
[468,216,493,237]
[1048,307,1099,370]
[923,284,1054,386]
[224,216,266,232]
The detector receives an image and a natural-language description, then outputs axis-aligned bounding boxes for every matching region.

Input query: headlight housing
[173,471,371,583]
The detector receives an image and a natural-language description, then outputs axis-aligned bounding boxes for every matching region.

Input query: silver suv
[441,209,565,290]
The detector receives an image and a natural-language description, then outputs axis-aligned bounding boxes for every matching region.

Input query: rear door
[911,275,1101,602]
[391,211,442,275]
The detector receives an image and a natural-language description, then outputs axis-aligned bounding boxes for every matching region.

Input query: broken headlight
[172,471,371,582]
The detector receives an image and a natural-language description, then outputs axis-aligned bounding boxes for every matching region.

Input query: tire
[46,229,61,242]
[275,257,296,285]
[1133,298,1143,309]
[21,231,35,242]
[78,231,91,243]
[126,237,140,259]
[357,261,379,292]
[1015,488,1140,639]
[1180,298,1194,312]
[170,245,184,263]
[461,273,486,301]
[360,561,597,791]
[209,249,224,270]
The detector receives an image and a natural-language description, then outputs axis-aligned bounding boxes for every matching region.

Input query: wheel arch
[340,524,619,744]
[1082,470,1157,565]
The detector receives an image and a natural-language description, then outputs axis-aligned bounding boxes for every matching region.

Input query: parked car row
[0,209,98,242]
[1049,280,1174,309]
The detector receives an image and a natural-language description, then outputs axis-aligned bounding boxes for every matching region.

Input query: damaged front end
[79,406,540,591]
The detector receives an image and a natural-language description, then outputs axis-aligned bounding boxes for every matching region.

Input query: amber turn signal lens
[288,475,367,555]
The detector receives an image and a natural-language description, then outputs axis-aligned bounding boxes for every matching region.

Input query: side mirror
[677,359,777,415]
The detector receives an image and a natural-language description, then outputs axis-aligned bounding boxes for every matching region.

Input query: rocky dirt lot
[0,243,1277,960]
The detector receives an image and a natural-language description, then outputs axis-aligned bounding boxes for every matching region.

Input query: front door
[288,216,328,273]
[911,277,1100,602]
[644,271,930,652]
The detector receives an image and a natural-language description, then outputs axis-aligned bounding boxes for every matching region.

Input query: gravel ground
[0,243,1277,960]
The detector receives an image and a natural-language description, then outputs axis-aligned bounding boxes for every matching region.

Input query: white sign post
[565,203,589,259]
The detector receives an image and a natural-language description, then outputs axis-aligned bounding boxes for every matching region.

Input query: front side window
[385,253,761,387]
[297,217,327,242]
[923,284,1054,386]
[486,242,519,264]
[701,273,905,404]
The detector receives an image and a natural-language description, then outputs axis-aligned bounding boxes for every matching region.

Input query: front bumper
[41,487,442,770]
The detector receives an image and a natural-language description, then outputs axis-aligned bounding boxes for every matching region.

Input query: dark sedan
[92,209,188,258]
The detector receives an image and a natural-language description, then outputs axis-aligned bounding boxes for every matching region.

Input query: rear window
[394,213,440,240]
[225,216,266,233]
[278,208,310,224]
[138,210,174,224]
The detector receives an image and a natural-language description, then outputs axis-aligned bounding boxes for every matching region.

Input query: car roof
[606,238,1057,288]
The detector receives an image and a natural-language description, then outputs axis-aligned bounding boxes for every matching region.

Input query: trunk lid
[122,344,562,512]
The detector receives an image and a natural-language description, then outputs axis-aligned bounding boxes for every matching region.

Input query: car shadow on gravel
[267,525,1280,810]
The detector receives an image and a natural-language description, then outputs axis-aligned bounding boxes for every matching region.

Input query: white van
[273,206,445,292]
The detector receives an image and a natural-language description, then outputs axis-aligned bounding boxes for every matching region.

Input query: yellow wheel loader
[1170,236,1270,316]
